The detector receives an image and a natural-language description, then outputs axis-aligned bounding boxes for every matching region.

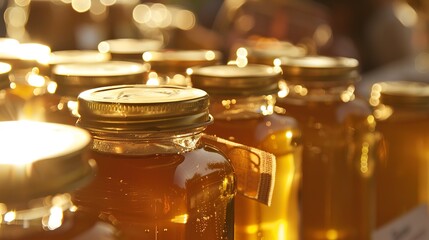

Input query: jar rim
[0,121,94,203]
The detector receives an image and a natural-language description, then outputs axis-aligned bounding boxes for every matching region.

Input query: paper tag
[201,134,276,206]
[372,205,429,240]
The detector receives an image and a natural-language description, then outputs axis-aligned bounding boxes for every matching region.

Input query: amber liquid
[74,143,235,240]
[204,113,301,240]
[1,207,120,240]
[277,97,374,240]
[375,110,429,227]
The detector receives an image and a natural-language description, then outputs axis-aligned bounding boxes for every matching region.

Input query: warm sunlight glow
[0,121,90,165]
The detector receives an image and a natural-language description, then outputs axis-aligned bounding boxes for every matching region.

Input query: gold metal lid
[279,56,359,83]
[99,38,163,60]
[376,81,429,106]
[0,62,12,90]
[143,50,222,73]
[48,50,111,66]
[0,121,94,203]
[0,42,50,70]
[189,64,282,95]
[77,85,212,132]
[52,61,148,97]
[0,38,20,61]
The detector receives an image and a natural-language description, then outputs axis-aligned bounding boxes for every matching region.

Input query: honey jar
[277,56,376,240]
[142,49,222,86]
[371,81,429,227]
[0,121,120,239]
[21,61,147,125]
[98,38,164,62]
[74,85,236,239]
[231,39,306,66]
[0,42,52,101]
[189,64,302,240]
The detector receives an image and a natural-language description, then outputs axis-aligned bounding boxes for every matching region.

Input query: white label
[372,205,429,240]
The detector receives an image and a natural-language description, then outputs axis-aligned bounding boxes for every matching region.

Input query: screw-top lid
[48,50,111,66]
[99,38,163,60]
[376,81,429,107]
[0,121,94,204]
[279,56,359,85]
[77,85,212,132]
[0,62,11,90]
[0,42,50,70]
[52,61,148,97]
[143,50,222,73]
[0,38,20,61]
[189,64,282,95]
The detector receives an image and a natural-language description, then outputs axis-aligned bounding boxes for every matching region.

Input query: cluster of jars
[1,36,427,240]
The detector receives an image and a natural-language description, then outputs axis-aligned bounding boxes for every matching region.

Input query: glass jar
[0,121,120,239]
[189,64,302,240]
[73,85,236,240]
[371,81,429,227]
[98,38,164,62]
[142,49,222,86]
[0,42,52,101]
[0,62,25,121]
[277,56,376,240]
[21,61,148,125]
[230,39,307,66]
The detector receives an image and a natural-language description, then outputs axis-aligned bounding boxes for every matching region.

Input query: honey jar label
[372,204,429,240]
[201,134,276,206]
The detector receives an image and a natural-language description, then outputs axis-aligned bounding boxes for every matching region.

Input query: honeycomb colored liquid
[204,113,301,240]
[277,98,374,240]
[375,110,429,227]
[74,144,235,240]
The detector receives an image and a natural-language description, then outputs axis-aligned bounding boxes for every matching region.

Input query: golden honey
[277,56,375,240]
[371,81,429,227]
[74,85,236,240]
[190,64,302,240]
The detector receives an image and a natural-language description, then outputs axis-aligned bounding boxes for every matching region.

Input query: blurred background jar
[0,61,25,121]
[21,60,147,125]
[98,38,163,62]
[74,85,236,240]
[142,49,222,86]
[0,121,120,240]
[277,56,376,240]
[189,63,302,240]
[0,39,51,101]
[370,81,429,228]
[230,38,307,66]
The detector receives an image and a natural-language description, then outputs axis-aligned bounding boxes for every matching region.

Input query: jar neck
[277,81,356,103]
[0,193,76,238]
[374,102,429,121]
[209,94,276,120]
[88,127,206,155]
